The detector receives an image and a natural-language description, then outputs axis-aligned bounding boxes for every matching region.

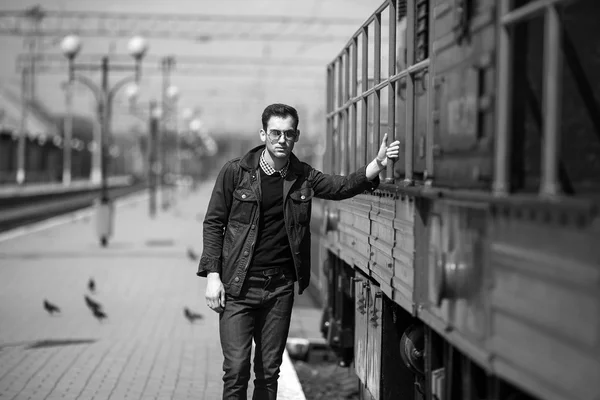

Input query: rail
[0,176,132,199]
[326,0,428,184]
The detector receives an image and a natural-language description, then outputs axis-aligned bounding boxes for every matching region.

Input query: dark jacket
[197,145,379,295]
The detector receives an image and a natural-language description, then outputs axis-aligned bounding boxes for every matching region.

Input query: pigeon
[92,307,108,322]
[43,299,61,315]
[184,307,203,323]
[84,295,103,313]
[187,248,199,261]
[88,278,96,293]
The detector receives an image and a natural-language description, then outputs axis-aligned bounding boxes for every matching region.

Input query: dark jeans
[219,268,295,400]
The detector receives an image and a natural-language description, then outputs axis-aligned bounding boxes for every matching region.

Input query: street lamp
[150,104,163,120]
[166,85,179,100]
[127,36,148,60]
[60,34,149,246]
[181,107,194,122]
[125,83,140,106]
[189,118,203,132]
[190,118,217,157]
[61,35,82,59]
[125,83,139,98]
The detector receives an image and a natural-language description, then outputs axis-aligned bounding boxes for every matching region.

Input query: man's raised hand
[376,133,401,168]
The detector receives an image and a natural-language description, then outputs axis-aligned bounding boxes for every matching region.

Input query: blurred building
[0,85,146,184]
[0,86,59,183]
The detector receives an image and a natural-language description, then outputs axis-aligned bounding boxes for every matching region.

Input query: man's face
[260,115,300,160]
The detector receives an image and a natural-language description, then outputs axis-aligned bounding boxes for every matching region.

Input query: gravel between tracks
[292,360,360,400]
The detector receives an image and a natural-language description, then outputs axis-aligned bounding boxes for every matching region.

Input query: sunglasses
[267,129,298,142]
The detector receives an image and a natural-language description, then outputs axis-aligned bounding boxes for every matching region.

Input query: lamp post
[160,56,176,210]
[189,118,204,184]
[180,106,194,183]
[123,94,165,218]
[60,34,148,246]
[60,35,81,187]
[149,101,162,218]
[16,66,29,185]
[165,84,179,196]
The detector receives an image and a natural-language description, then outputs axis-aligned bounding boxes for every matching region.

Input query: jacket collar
[240,144,303,177]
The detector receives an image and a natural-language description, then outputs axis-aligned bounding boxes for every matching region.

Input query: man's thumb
[381,133,388,147]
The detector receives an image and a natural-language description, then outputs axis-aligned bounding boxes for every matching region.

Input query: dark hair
[261,103,299,131]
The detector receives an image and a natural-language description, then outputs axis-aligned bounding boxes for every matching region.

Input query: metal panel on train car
[370,196,395,298]
[489,205,600,400]
[338,227,370,270]
[365,285,382,400]
[337,199,371,272]
[392,195,416,311]
[354,276,369,384]
[430,0,495,188]
[311,199,327,303]
[418,200,490,366]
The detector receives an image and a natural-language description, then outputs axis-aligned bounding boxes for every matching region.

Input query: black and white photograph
[0,0,599,399]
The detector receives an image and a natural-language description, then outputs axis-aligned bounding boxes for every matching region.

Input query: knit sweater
[249,166,294,273]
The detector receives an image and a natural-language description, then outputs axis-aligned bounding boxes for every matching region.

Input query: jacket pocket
[289,187,314,225]
[230,188,257,224]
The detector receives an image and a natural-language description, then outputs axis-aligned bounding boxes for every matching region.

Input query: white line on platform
[279,350,307,400]
[0,192,149,244]
[250,340,306,400]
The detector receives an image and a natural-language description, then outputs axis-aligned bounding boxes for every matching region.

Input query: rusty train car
[314,0,600,399]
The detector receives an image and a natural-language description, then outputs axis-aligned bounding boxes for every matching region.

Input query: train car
[315,1,600,399]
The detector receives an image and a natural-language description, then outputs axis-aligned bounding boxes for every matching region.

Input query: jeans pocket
[269,284,295,317]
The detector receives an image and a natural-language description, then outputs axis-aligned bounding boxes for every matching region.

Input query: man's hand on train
[205,272,226,313]
[376,133,401,169]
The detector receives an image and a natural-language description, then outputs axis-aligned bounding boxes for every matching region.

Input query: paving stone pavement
[0,182,310,400]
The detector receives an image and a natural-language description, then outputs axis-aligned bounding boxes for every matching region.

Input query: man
[197,103,399,400]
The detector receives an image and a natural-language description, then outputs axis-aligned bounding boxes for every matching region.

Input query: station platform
[0,182,321,400]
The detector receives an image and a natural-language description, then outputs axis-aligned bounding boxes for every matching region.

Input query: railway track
[0,183,146,233]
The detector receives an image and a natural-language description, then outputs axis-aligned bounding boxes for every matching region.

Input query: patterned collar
[259,150,289,178]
